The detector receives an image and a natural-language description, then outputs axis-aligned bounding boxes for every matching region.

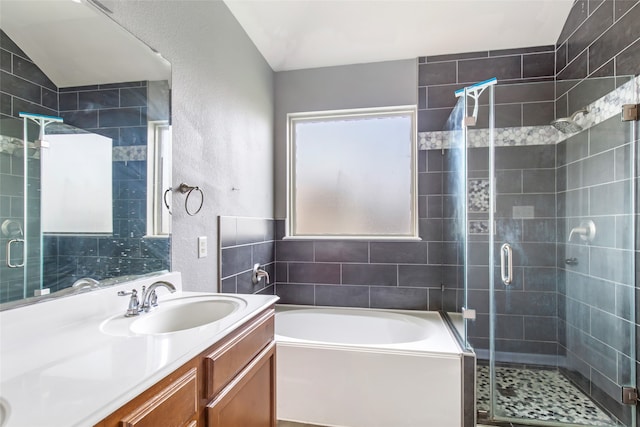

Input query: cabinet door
[207,343,275,427]
[120,368,198,427]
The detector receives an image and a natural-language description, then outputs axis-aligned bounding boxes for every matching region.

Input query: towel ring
[163,187,173,215]
[163,183,204,216]
[178,183,204,216]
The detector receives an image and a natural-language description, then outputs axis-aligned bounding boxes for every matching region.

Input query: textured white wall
[107,0,275,291]
[274,59,417,218]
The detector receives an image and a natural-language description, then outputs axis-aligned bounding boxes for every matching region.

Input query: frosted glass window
[288,107,417,238]
[41,133,113,234]
[147,121,172,236]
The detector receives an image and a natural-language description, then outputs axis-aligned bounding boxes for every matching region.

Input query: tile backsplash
[219,216,275,296]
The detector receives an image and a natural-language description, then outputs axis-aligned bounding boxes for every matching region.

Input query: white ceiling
[224,0,574,72]
[0,0,170,88]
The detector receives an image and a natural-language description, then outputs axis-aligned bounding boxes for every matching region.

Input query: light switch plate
[198,236,207,258]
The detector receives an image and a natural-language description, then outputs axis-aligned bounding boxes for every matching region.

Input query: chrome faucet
[252,263,270,285]
[140,280,177,312]
[118,280,177,317]
[72,277,100,290]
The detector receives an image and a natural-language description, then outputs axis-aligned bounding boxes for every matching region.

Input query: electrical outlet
[198,236,207,258]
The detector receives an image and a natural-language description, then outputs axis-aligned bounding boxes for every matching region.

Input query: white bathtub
[276,305,464,427]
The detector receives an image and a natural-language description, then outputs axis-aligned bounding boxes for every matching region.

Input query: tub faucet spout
[252,264,270,285]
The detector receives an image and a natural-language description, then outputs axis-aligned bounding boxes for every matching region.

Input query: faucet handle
[252,263,270,285]
[149,290,158,308]
[118,288,140,317]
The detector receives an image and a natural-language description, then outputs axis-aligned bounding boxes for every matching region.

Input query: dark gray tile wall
[556,1,640,112]
[219,216,275,296]
[0,30,58,124]
[418,46,556,132]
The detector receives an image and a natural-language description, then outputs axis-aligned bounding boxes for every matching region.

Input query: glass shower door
[486,77,637,427]
[0,116,42,302]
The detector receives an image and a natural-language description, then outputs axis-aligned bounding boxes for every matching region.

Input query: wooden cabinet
[96,307,275,427]
[207,343,276,427]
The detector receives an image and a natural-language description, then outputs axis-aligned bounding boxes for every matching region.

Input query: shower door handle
[500,243,513,286]
[6,238,25,268]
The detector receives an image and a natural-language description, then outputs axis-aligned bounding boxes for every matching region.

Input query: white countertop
[0,272,278,427]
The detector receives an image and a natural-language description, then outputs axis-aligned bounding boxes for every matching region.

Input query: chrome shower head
[551,108,589,134]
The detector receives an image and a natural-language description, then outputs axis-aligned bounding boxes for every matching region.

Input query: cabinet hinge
[622,386,638,405]
[621,104,639,122]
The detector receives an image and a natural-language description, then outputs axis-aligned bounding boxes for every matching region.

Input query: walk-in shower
[444,74,637,426]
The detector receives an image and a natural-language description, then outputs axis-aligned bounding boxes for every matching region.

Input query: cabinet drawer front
[205,309,274,399]
[120,368,198,427]
[206,343,276,427]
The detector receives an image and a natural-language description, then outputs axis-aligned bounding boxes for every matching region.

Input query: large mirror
[0,0,172,306]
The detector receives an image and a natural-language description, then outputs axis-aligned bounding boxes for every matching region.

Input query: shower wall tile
[522,102,555,126]
[567,0,613,63]
[588,1,640,73]
[522,170,556,193]
[616,38,640,76]
[418,61,457,86]
[418,46,556,132]
[558,0,589,43]
[523,52,556,78]
[457,55,522,84]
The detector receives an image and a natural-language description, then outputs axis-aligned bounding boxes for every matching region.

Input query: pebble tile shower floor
[477,365,620,426]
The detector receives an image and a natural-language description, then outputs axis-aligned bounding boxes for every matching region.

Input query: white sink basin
[100,295,246,336]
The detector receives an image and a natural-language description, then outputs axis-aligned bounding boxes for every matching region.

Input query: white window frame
[286,105,419,240]
[146,120,171,237]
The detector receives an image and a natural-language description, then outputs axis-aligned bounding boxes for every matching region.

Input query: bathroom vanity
[96,307,275,426]
[0,272,278,427]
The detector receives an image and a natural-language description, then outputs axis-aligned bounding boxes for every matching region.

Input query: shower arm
[569,109,589,121]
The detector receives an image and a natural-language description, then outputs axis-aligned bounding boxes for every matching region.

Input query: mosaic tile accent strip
[113,145,146,162]
[476,365,620,426]
[419,75,640,150]
[468,179,490,212]
[418,126,561,150]
[570,76,639,135]
[469,220,489,234]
